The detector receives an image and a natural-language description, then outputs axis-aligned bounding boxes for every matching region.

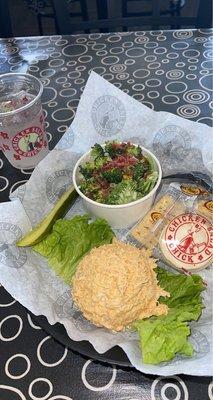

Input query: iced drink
[0,73,49,169]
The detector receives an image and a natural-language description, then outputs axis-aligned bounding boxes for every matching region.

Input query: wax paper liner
[1,72,212,376]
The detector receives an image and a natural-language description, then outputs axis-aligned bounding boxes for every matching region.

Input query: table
[0,29,212,400]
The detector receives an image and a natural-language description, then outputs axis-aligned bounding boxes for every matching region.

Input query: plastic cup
[0,73,49,169]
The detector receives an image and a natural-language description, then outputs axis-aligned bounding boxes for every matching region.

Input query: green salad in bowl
[78,141,158,205]
[73,141,161,229]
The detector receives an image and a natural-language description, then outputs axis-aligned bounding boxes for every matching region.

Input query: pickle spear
[17,186,78,247]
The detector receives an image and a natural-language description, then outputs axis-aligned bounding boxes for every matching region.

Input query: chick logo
[55,290,94,331]
[0,222,27,268]
[46,169,73,204]
[165,213,212,266]
[153,125,191,163]
[91,95,126,137]
[12,127,44,157]
[161,329,209,366]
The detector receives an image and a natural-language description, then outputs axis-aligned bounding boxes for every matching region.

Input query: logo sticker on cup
[12,127,44,157]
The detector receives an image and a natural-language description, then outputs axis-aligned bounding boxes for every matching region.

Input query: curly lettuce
[33,215,114,283]
[134,267,205,364]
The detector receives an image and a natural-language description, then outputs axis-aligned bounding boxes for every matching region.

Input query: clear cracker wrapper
[127,183,213,273]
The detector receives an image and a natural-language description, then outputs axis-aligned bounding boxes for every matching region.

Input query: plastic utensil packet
[127,182,212,273]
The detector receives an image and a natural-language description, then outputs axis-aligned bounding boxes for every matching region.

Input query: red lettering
[182,254,187,261]
[172,247,179,254]
[187,255,193,263]
[172,249,181,259]
[182,215,187,222]
[169,227,175,232]
[172,220,179,228]
[205,249,211,256]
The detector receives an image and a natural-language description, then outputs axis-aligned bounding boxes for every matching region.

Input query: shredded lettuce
[33,215,114,283]
[134,267,205,364]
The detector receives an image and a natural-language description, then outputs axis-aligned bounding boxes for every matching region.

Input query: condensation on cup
[0,73,49,169]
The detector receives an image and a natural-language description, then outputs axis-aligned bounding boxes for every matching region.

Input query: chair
[52,0,212,34]
[0,0,12,37]
[24,0,89,35]
[122,0,186,30]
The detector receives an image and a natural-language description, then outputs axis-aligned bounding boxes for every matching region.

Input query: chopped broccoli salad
[78,141,158,205]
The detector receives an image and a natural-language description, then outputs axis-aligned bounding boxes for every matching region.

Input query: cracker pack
[127,183,212,273]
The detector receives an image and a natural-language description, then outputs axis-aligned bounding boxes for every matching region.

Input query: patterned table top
[0,29,212,400]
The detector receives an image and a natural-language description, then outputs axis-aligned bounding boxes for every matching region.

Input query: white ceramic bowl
[72,145,162,229]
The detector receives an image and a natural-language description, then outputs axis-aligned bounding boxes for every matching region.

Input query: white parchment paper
[1,72,213,376]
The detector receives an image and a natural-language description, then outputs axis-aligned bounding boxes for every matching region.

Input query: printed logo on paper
[12,126,44,157]
[46,169,73,204]
[56,128,74,150]
[180,184,208,197]
[10,183,26,202]
[54,290,75,319]
[165,213,212,267]
[204,200,213,212]
[160,329,209,367]
[0,132,9,140]
[151,212,162,222]
[91,95,126,137]
[189,329,210,359]
[0,222,27,268]
[16,184,26,202]
[55,290,94,331]
[153,125,191,163]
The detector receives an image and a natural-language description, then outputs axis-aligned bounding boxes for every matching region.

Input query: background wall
[9,0,200,36]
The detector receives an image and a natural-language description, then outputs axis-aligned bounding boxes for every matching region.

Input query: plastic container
[0,73,48,169]
[72,145,162,229]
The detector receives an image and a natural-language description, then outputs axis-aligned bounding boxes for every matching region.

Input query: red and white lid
[160,213,213,272]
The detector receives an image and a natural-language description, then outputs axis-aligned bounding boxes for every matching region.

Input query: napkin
[1,72,212,376]
[66,72,212,176]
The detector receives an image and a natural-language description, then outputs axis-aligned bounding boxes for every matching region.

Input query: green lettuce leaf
[33,215,114,283]
[134,267,205,364]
